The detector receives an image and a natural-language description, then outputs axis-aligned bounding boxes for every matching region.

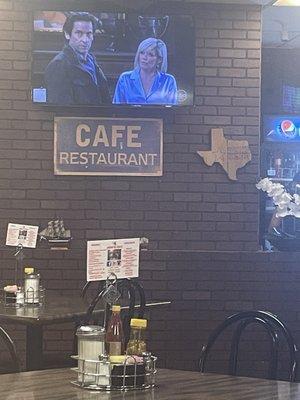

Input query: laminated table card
[87,238,140,281]
[6,223,39,248]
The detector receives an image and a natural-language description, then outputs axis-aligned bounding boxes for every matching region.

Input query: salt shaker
[76,325,106,385]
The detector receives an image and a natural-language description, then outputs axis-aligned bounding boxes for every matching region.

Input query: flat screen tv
[31,10,195,108]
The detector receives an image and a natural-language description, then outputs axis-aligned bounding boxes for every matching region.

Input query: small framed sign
[6,223,39,248]
[87,238,140,281]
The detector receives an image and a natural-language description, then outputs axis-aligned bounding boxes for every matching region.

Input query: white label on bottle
[108,342,122,356]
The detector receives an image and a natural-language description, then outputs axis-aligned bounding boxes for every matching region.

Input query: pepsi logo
[279,119,297,139]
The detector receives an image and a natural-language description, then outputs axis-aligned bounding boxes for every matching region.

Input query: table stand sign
[4,223,46,307]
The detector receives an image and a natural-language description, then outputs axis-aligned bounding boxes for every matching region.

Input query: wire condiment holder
[2,243,46,307]
[3,286,45,307]
[70,353,157,391]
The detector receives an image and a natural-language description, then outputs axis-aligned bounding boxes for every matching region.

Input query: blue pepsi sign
[264,115,300,142]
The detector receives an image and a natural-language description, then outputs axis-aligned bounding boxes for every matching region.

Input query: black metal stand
[81,276,146,346]
[13,243,24,286]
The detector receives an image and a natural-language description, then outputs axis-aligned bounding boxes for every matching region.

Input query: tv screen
[31,11,195,107]
[263,115,300,142]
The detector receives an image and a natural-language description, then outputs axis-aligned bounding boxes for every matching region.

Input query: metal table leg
[26,325,43,371]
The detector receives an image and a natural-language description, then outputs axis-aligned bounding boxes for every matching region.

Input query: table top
[1,368,300,400]
[0,292,170,325]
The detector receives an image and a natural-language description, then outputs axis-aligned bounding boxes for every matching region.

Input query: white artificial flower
[291,208,300,218]
[273,194,289,206]
[288,202,300,217]
[276,207,290,218]
[293,194,300,205]
[256,178,272,191]
[256,177,300,218]
[276,192,293,203]
[267,185,285,197]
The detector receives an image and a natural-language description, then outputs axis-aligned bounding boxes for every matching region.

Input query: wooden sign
[54,117,163,176]
[197,128,251,180]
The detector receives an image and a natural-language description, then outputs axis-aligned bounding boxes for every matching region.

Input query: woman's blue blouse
[113,68,178,105]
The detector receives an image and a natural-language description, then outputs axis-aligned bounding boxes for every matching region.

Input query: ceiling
[262,6,300,48]
[158,0,276,4]
[180,0,276,4]
[186,0,300,49]
[162,0,300,48]
[188,0,300,4]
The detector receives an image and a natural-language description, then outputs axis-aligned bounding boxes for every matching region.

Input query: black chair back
[199,310,298,382]
[0,326,20,373]
[80,278,146,345]
[117,279,146,344]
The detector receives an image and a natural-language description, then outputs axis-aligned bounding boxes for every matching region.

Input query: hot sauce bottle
[106,305,124,356]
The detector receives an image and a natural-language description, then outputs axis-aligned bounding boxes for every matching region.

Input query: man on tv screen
[44,12,111,105]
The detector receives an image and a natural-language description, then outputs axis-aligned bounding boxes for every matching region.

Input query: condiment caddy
[71,308,157,391]
[3,266,45,307]
[71,351,157,391]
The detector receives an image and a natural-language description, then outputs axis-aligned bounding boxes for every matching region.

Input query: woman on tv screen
[112,37,178,105]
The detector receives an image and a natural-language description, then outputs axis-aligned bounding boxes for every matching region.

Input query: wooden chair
[199,310,298,382]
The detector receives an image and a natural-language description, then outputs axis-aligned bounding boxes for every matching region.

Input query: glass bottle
[274,152,282,178]
[24,267,40,304]
[76,325,107,385]
[267,152,276,177]
[106,305,124,356]
[126,318,147,356]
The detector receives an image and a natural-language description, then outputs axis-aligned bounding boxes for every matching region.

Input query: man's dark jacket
[44,45,111,105]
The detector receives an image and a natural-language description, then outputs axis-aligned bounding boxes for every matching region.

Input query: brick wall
[0,1,261,252]
[143,250,300,381]
[0,0,271,376]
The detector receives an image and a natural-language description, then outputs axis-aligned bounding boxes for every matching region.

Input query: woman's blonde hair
[134,37,168,72]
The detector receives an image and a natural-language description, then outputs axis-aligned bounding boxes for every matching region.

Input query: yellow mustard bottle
[126,318,147,356]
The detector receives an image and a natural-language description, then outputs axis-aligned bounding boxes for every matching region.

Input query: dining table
[1,367,300,400]
[0,292,170,371]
